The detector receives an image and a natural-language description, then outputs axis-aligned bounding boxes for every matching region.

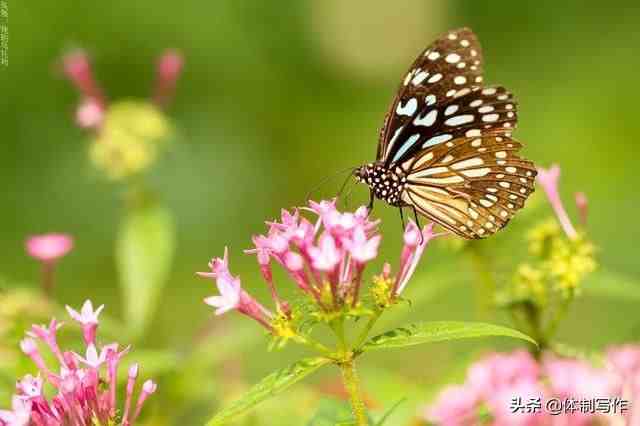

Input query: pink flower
[153,49,184,107]
[199,248,273,328]
[66,300,104,345]
[574,192,588,226]
[536,165,577,239]
[487,380,548,426]
[2,303,156,426]
[606,345,640,378]
[15,375,42,399]
[393,221,442,296]
[308,233,342,272]
[25,234,73,262]
[423,385,479,426]
[0,396,31,426]
[75,98,104,129]
[61,50,105,106]
[543,356,614,399]
[467,350,540,397]
[344,227,381,264]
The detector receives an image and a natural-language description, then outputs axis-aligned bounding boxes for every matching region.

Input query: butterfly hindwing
[401,135,536,239]
[378,27,485,164]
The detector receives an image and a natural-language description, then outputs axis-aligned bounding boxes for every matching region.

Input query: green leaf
[583,270,640,302]
[375,398,406,425]
[206,357,331,426]
[362,321,536,351]
[116,201,175,339]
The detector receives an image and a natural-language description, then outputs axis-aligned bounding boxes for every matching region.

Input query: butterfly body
[355,28,537,239]
[354,163,406,206]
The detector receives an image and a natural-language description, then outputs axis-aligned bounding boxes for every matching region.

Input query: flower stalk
[339,359,368,426]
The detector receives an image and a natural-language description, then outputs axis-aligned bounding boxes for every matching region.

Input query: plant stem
[293,334,332,355]
[354,310,382,350]
[41,261,55,297]
[339,359,368,426]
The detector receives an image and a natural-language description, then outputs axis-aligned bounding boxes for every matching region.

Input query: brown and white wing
[401,135,537,239]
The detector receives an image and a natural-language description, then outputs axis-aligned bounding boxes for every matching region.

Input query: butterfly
[354,27,537,239]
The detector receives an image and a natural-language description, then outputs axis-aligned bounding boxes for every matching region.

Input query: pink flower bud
[536,165,577,239]
[575,192,588,226]
[25,234,73,262]
[153,49,184,107]
[75,98,104,129]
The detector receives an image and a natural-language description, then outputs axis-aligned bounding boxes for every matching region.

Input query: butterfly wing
[377,27,485,164]
[401,134,536,239]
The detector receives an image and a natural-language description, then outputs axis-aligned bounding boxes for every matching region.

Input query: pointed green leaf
[206,357,331,426]
[116,202,175,339]
[362,321,536,351]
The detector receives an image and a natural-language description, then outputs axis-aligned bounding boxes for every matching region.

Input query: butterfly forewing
[377,27,485,164]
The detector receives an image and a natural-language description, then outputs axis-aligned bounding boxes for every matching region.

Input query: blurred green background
[1,0,640,424]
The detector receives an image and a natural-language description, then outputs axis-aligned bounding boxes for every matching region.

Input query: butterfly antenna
[305,165,360,202]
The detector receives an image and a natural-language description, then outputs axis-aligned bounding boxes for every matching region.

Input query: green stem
[331,318,348,351]
[339,359,368,426]
[354,310,382,350]
[544,297,571,346]
[293,334,332,355]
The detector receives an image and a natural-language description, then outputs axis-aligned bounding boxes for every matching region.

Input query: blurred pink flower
[75,98,104,129]
[423,348,640,426]
[0,396,31,426]
[153,49,184,107]
[467,350,540,397]
[25,234,73,263]
[2,301,155,425]
[574,192,588,226]
[536,165,577,239]
[423,385,479,426]
[61,50,105,106]
[488,380,548,426]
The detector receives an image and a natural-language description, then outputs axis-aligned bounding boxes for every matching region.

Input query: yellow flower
[89,100,172,180]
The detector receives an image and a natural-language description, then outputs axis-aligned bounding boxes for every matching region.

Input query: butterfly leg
[366,190,375,216]
[411,205,424,244]
[398,207,406,230]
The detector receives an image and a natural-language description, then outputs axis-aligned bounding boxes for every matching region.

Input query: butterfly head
[354,163,406,206]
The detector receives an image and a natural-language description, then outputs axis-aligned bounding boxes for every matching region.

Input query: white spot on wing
[423,134,452,148]
[425,94,437,106]
[445,114,475,126]
[461,168,491,177]
[413,109,438,127]
[451,158,484,170]
[428,73,443,83]
[411,70,429,86]
[444,105,459,116]
[396,98,418,116]
[445,53,461,63]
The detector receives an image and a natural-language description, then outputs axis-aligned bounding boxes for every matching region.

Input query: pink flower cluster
[0,301,156,426]
[61,49,183,129]
[198,200,440,329]
[423,347,640,426]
